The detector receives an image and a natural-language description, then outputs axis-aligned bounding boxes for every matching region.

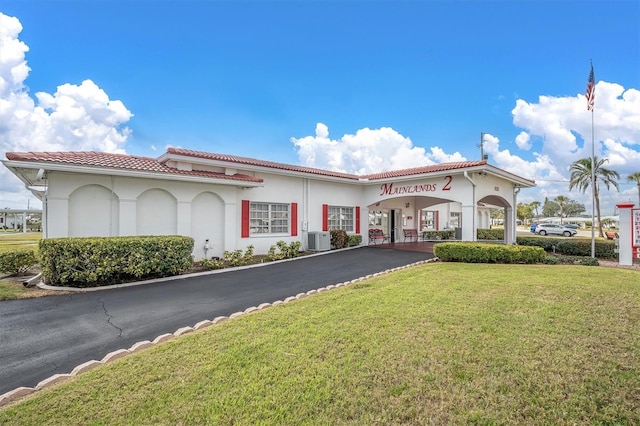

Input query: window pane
[250,202,290,234]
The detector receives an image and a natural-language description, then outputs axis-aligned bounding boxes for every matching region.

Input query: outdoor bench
[605,231,619,240]
[368,228,389,245]
[403,228,419,242]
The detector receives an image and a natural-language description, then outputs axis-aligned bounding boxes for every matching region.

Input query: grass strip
[0,263,639,425]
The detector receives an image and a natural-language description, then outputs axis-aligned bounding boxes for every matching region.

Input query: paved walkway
[0,247,433,396]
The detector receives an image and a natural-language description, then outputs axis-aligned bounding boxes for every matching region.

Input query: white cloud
[292,123,465,175]
[0,12,133,209]
[499,81,640,209]
[514,131,531,150]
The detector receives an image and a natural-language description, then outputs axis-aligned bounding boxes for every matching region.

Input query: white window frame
[250,202,290,235]
[328,206,355,232]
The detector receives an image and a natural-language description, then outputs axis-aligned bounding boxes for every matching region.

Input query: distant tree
[569,157,620,238]
[628,172,640,207]
[554,195,568,223]
[530,201,541,219]
[563,199,586,217]
[542,198,559,218]
[517,203,533,224]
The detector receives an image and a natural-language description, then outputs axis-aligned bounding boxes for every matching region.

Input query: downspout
[463,171,476,241]
[513,187,521,245]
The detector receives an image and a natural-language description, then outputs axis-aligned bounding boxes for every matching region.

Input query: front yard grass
[1,262,639,424]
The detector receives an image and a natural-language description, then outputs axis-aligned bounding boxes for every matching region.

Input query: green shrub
[200,257,225,270]
[223,245,254,267]
[0,250,37,275]
[267,241,301,261]
[422,230,455,240]
[330,230,349,249]
[348,234,362,247]
[543,254,600,266]
[477,228,504,240]
[516,236,616,259]
[39,236,194,287]
[434,242,546,264]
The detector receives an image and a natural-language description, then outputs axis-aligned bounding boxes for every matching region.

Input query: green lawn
[0,232,41,253]
[1,262,639,424]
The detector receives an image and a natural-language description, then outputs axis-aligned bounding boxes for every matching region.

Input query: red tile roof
[166,147,360,180]
[363,161,487,180]
[5,151,263,183]
[5,149,514,184]
[166,148,490,181]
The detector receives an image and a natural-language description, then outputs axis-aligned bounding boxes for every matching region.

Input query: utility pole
[479,132,487,161]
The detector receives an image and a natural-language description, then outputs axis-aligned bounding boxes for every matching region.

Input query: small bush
[330,230,349,249]
[223,245,254,267]
[434,242,546,264]
[477,228,504,240]
[267,241,301,261]
[348,234,362,247]
[0,250,37,275]
[422,230,455,240]
[200,257,225,270]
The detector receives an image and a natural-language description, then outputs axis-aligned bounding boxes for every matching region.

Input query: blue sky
[1,1,639,212]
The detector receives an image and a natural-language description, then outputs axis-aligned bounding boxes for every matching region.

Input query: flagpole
[591,107,595,258]
[586,60,596,258]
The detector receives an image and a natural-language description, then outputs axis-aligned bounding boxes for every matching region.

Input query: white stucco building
[2,148,535,259]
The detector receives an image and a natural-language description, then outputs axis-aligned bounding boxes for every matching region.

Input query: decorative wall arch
[68,184,119,237]
[191,191,225,260]
[136,188,177,235]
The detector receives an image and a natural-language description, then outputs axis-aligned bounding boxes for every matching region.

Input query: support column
[461,204,476,241]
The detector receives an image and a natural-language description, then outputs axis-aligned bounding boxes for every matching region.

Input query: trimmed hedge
[477,228,504,240]
[516,236,617,259]
[39,236,194,287]
[0,250,37,276]
[434,242,546,264]
[421,230,455,240]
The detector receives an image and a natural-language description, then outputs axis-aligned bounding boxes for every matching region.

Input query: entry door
[390,209,401,243]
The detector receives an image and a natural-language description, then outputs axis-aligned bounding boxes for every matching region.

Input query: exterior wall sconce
[405,203,410,208]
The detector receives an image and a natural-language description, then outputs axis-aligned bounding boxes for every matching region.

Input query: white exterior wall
[38,164,523,257]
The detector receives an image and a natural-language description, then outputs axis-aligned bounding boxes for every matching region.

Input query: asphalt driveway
[0,247,433,395]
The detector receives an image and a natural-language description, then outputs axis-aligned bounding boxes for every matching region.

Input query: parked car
[535,223,578,237]
[564,224,579,229]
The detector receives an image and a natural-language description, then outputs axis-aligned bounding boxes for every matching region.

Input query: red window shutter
[355,206,360,234]
[322,204,328,232]
[241,200,250,238]
[291,203,298,236]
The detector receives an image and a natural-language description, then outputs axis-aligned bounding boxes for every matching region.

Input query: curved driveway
[0,247,432,395]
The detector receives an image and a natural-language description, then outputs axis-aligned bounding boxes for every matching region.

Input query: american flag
[586,62,595,111]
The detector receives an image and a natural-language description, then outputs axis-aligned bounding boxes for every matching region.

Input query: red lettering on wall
[442,175,452,191]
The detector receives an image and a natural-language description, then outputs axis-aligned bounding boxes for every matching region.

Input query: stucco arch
[68,184,119,237]
[136,188,177,235]
[478,194,516,243]
[191,191,225,260]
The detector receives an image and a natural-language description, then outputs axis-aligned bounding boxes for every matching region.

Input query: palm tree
[554,195,568,224]
[530,201,541,221]
[628,172,640,207]
[569,157,620,238]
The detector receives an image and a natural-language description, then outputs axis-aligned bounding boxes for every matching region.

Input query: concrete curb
[0,257,438,409]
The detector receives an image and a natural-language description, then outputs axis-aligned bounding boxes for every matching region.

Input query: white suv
[535,223,578,237]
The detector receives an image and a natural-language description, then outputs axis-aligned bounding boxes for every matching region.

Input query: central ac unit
[307,231,330,251]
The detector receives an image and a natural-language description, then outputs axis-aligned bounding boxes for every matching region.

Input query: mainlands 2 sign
[379,176,453,196]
